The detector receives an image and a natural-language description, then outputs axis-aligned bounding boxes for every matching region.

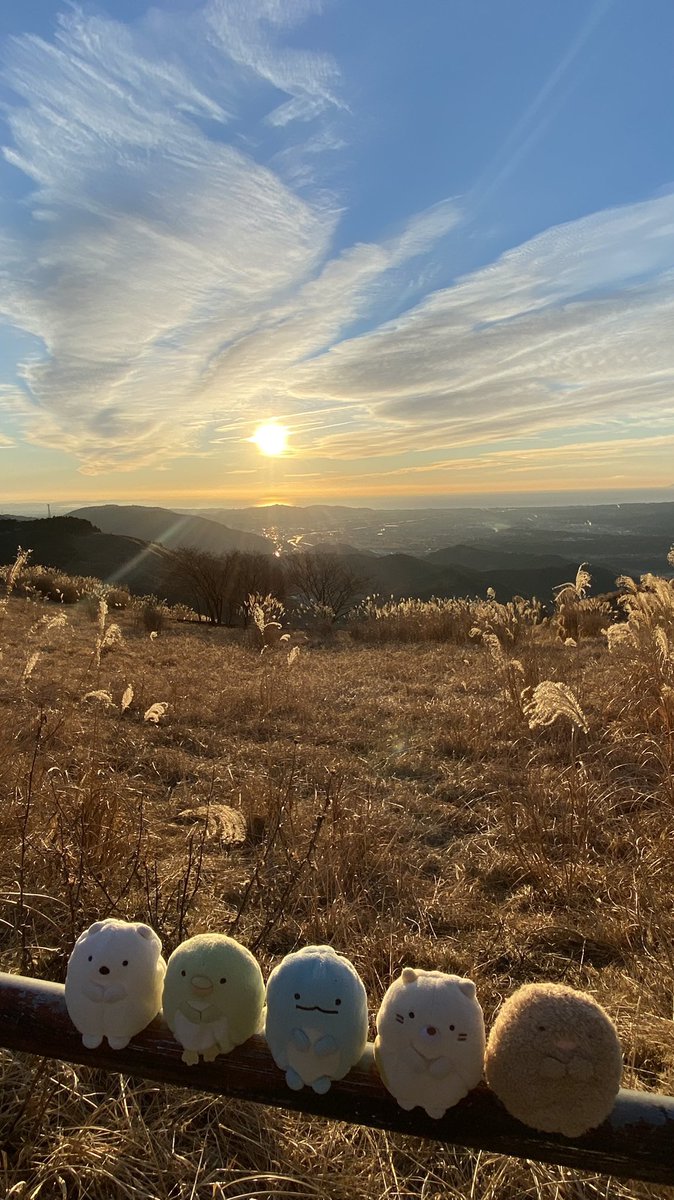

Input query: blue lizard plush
[265,945,368,1093]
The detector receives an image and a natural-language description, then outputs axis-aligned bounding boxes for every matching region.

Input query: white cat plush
[65,918,166,1049]
[375,968,485,1118]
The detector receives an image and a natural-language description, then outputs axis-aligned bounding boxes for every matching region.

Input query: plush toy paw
[314,1034,338,1057]
[285,1067,304,1090]
[290,1027,311,1052]
[82,982,105,1003]
[311,1075,332,1095]
[107,1035,131,1050]
[182,1049,200,1066]
[568,1057,594,1083]
[202,1045,220,1063]
[428,1055,452,1079]
[82,1033,103,1049]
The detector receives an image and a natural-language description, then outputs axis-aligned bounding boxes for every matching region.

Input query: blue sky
[1,0,673,507]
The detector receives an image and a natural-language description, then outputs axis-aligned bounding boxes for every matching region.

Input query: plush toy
[65,918,166,1049]
[162,933,264,1065]
[265,945,368,1093]
[485,982,623,1137]
[374,968,485,1118]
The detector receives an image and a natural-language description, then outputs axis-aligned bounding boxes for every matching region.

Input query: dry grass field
[0,557,673,1200]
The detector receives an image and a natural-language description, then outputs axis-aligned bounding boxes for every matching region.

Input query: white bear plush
[65,918,166,1049]
[375,967,485,1118]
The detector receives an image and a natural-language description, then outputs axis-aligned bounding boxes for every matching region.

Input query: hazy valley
[2,501,672,613]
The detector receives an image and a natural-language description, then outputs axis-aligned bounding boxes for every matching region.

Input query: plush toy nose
[190,975,213,994]
[98,965,110,975]
[555,1037,578,1053]
[425,1026,437,1037]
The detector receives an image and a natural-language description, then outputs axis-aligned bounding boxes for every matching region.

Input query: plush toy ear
[458,979,476,999]
[80,921,106,939]
[401,967,418,984]
[136,924,161,948]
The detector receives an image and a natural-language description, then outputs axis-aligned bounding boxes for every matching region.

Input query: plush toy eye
[408,1011,415,1019]
[294,992,300,1000]
[220,977,226,984]
[88,955,93,962]
[538,1024,546,1032]
[122,960,128,967]
[449,1024,455,1031]
[181,970,186,977]
[335,998,341,1006]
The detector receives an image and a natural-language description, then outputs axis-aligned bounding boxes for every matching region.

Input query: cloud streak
[0,1,673,495]
[286,193,674,460]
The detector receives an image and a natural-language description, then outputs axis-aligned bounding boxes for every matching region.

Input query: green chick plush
[162,933,264,1065]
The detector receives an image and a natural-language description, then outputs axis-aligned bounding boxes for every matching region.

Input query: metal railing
[0,972,673,1185]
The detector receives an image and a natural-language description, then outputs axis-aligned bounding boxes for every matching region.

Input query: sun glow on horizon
[251,422,289,457]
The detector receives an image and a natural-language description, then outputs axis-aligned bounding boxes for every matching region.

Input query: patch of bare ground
[0,573,673,1199]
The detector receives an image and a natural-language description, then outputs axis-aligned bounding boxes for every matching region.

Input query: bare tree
[284,552,366,623]
[165,548,285,626]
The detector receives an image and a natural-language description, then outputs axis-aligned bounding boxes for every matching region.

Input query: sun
[251,422,289,456]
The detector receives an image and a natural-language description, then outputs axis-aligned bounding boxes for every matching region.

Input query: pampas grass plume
[523,681,589,733]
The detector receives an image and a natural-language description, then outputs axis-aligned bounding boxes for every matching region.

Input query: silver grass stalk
[6,547,32,595]
[523,681,589,733]
[97,597,108,636]
[83,689,115,707]
[606,624,635,652]
[22,651,40,682]
[144,702,168,724]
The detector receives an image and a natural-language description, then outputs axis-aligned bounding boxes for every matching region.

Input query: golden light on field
[251,422,289,456]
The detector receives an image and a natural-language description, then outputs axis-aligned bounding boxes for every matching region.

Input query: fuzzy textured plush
[65,918,166,1049]
[162,934,265,1065]
[265,945,368,1093]
[375,968,485,1118]
[485,982,623,1137]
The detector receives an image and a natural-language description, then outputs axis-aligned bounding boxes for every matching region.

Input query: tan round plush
[485,983,623,1137]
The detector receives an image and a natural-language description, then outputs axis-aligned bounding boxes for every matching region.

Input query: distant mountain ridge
[5,501,669,609]
[312,546,619,602]
[183,500,674,573]
[0,513,619,607]
[70,504,272,557]
[0,515,174,596]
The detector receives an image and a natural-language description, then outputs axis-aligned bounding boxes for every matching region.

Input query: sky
[1,0,674,510]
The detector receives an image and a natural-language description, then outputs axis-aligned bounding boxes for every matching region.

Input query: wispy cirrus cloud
[285,192,674,461]
[0,4,313,456]
[206,0,343,127]
[0,0,460,474]
[0,1,673,492]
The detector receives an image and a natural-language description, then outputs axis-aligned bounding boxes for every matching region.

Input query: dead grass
[0,566,673,1199]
